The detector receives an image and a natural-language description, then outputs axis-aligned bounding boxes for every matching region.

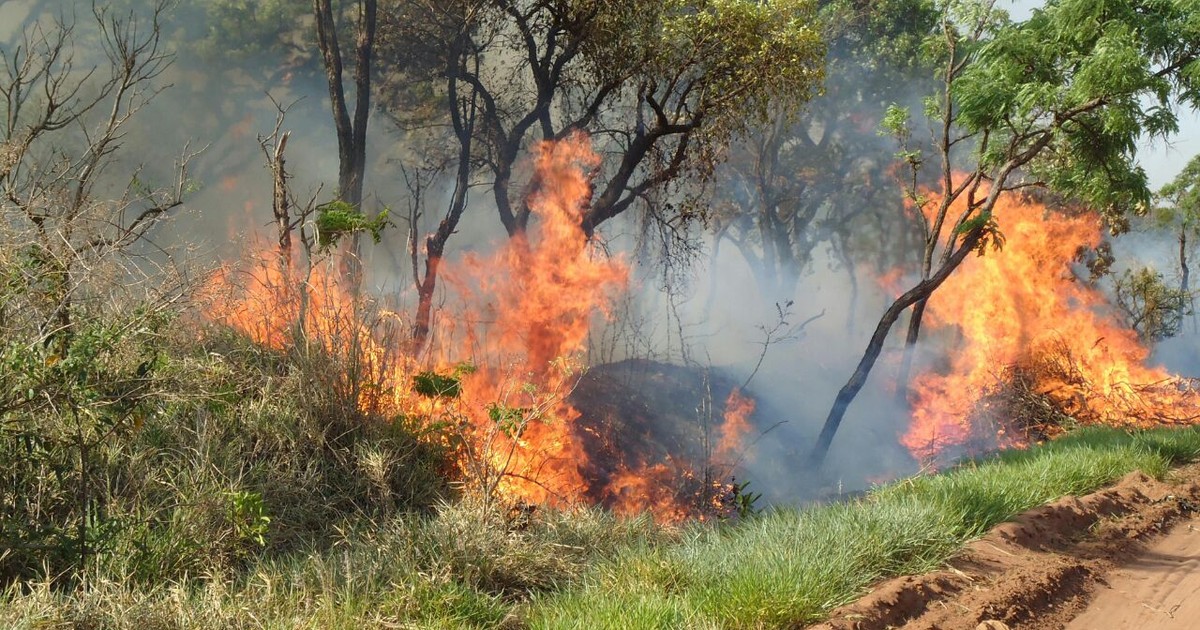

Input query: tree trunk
[1181,228,1197,334]
[411,56,476,353]
[808,227,984,468]
[313,0,376,289]
[1180,229,1190,296]
[894,296,928,406]
[269,131,292,268]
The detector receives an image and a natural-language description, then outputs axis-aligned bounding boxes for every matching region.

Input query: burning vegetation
[11,0,1200,625]
[904,188,1200,463]
[206,141,1200,518]
[206,135,755,522]
[206,139,1200,519]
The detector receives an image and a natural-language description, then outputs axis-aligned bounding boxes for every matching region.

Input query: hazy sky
[1005,0,1200,188]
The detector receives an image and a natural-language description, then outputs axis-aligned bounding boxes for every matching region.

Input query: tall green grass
[526,426,1200,629]
[4,426,1199,629]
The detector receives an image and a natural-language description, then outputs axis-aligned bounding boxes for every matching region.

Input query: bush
[1,315,454,586]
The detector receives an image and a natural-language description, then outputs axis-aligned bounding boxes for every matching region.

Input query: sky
[1005,0,1200,189]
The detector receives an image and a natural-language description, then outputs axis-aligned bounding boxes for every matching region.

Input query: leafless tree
[313,0,377,288]
[1,0,196,352]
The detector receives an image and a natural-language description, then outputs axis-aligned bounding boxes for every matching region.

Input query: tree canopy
[379,0,827,236]
[1159,153,1200,230]
[707,0,940,302]
[954,0,1200,222]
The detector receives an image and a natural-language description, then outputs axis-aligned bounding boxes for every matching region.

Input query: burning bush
[905,186,1200,464]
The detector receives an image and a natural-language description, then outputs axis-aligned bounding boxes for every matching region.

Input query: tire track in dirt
[1064,516,1200,629]
[809,464,1200,630]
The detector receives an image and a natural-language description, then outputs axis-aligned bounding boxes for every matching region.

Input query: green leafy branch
[314,201,392,252]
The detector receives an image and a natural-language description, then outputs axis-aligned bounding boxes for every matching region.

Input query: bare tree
[0,0,197,578]
[1,0,194,350]
[313,0,377,287]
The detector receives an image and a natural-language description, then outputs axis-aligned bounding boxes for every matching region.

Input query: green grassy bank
[6,425,1199,629]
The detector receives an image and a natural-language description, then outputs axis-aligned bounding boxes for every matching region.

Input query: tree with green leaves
[809,0,1200,466]
[1113,266,1191,341]
[708,0,938,306]
[376,0,828,350]
[1157,153,1200,303]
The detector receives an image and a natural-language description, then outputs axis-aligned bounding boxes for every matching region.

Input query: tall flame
[438,134,629,504]
[715,388,755,467]
[903,183,1200,461]
[205,133,753,521]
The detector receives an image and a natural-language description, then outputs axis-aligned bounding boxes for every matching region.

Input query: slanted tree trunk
[809,226,985,467]
[412,139,471,352]
[412,43,477,353]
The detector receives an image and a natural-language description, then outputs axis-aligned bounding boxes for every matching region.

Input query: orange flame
[903,183,1200,461]
[205,134,749,520]
[439,134,629,504]
[714,388,755,467]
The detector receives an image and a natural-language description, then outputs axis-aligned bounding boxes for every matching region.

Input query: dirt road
[1063,515,1200,629]
[812,465,1200,630]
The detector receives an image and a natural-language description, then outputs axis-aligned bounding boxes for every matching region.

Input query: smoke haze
[7,0,1198,510]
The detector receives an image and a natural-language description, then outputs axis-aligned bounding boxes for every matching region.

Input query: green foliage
[728,479,762,520]
[1113,266,1192,341]
[486,402,532,438]
[651,0,827,129]
[183,0,310,64]
[881,103,925,169]
[879,103,912,141]
[955,210,1006,254]
[315,201,392,252]
[380,0,828,237]
[413,372,462,399]
[580,0,826,125]
[951,0,1200,221]
[412,363,475,399]
[1,316,454,585]
[226,490,271,549]
[707,0,938,296]
[0,303,169,582]
[1156,153,1200,232]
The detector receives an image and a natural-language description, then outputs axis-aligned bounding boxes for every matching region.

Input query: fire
[714,388,755,467]
[593,385,757,521]
[903,184,1200,462]
[204,133,750,521]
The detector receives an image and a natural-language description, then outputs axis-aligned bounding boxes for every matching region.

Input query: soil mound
[568,359,752,517]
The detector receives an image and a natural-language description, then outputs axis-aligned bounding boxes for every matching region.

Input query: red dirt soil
[809,464,1200,630]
